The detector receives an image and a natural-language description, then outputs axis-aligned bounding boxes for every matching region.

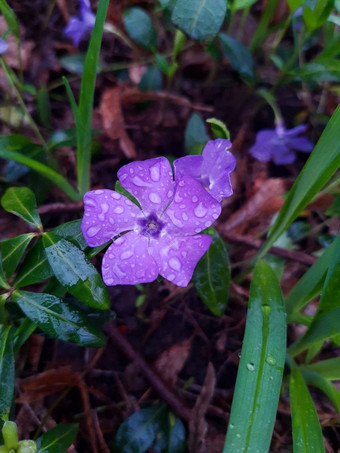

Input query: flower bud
[2,421,18,450]
[17,440,37,453]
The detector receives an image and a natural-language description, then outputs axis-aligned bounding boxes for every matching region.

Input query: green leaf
[0,252,10,290]
[0,0,20,39]
[77,0,109,196]
[171,0,227,42]
[60,54,88,74]
[303,0,335,31]
[36,424,79,453]
[123,7,156,51]
[1,187,42,229]
[139,65,163,92]
[301,369,340,412]
[113,404,185,453]
[326,193,340,216]
[231,0,257,10]
[301,357,340,381]
[206,118,230,140]
[37,85,52,128]
[0,149,80,201]
[0,325,15,417]
[14,239,53,288]
[185,113,209,154]
[51,220,87,251]
[12,290,106,347]
[259,103,340,258]
[289,362,325,453]
[115,181,141,209]
[43,233,110,310]
[1,233,35,278]
[219,33,255,83]
[223,261,286,453]
[13,318,37,355]
[193,228,230,316]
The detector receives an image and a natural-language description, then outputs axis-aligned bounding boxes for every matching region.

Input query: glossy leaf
[13,318,37,355]
[185,113,209,154]
[219,33,255,82]
[14,239,53,288]
[1,187,42,229]
[223,261,286,453]
[0,0,20,39]
[231,0,257,10]
[1,233,35,278]
[0,252,9,290]
[206,118,230,140]
[36,424,79,453]
[301,369,340,413]
[172,0,227,42]
[51,220,86,251]
[43,233,110,310]
[193,228,230,316]
[289,363,325,452]
[113,404,186,453]
[259,103,340,258]
[301,357,340,381]
[0,325,15,417]
[77,0,109,196]
[12,290,106,347]
[303,0,335,31]
[123,7,156,51]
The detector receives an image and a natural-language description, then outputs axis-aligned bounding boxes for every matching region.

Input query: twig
[38,202,83,215]
[103,323,191,421]
[220,230,317,267]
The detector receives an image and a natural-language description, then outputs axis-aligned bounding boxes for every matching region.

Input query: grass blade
[223,261,286,453]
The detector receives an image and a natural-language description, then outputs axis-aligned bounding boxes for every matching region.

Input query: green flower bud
[0,445,8,453]
[2,421,18,450]
[17,440,37,453]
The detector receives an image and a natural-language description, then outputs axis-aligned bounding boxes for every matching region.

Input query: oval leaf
[12,290,106,347]
[193,228,230,316]
[219,32,255,82]
[36,424,79,453]
[123,7,156,51]
[0,325,15,417]
[1,233,35,278]
[223,261,286,453]
[1,187,42,229]
[185,113,209,154]
[172,0,227,42]
[43,233,110,310]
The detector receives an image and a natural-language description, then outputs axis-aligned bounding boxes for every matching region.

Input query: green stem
[249,0,280,52]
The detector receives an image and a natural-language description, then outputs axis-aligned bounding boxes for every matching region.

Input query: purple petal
[64,17,90,46]
[80,0,96,26]
[283,124,307,137]
[150,234,212,287]
[273,150,296,165]
[102,231,159,285]
[201,139,236,200]
[81,189,141,247]
[173,155,203,181]
[0,38,8,55]
[249,142,273,162]
[118,157,175,215]
[163,175,221,235]
[289,137,314,152]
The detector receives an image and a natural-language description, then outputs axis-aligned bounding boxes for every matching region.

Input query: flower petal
[273,150,296,165]
[64,17,89,46]
[118,157,175,215]
[283,124,307,137]
[81,189,141,247]
[164,175,221,235]
[0,38,8,55]
[173,155,203,181]
[150,234,212,287]
[102,231,159,285]
[289,137,314,152]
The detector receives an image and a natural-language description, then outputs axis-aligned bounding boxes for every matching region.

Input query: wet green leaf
[123,7,156,51]
[206,118,230,140]
[12,290,106,347]
[1,187,42,229]
[172,0,227,42]
[1,233,35,278]
[36,424,79,453]
[289,362,325,452]
[43,233,110,310]
[0,252,9,290]
[185,113,209,154]
[301,357,340,381]
[301,369,340,413]
[0,325,15,417]
[193,228,230,316]
[219,33,255,82]
[51,220,86,251]
[223,261,286,453]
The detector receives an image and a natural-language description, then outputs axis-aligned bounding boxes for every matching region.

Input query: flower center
[138,213,164,239]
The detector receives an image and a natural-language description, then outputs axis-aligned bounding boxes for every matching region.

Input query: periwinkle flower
[0,38,8,54]
[174,139,236,202]
[249,121,313,165]
[81,157,221,287]
[64,0,96,47]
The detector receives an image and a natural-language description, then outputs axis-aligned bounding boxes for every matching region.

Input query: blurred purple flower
[249,122,313,165]
[81,157,221,287]
[0,38,8,54]
[64,0,96,46]
[174,139,236,202]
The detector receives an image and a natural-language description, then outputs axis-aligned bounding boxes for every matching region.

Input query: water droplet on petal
[179,180,185,187]
[150,163,161,181]
[114,206,124,214]
[182,213,188,221]
[169,257,181,271]
[87,225,101,237]
[121,250,133,260]
[94,189,104,194]
[111,192,121,200]
[194,202,208,218]
[149,192,161,204]
[167,190,173,198]
[192,195,198,203]
[85,198,96,207]
[167,273,175,281]
[132,176,152,187]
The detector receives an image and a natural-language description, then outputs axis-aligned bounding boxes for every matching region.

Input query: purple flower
[249,122,313,165]
[0,38,8,54]
[81,157,221,287]
[64,0,96,46]
[174,139,236,202]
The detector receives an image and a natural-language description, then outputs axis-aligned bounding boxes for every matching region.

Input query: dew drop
[121,250,133,260]
[85,198,96,207]
[169,257,181,271]
[229,424,235,429]
[132,176,152,187]
[194,202,207,218]
[265,355,276,366]
[179,180,185,187]
[150,164,160,181]
[114,206,124,214]
[182,213,188,221]
[87,225,101,237]
[167,190,173,198]
[246,363,255,371]
[149,192,161,204]
[192,195,198,203]
[167,273,175,281]
[94,189,104,194]
[111,192,121,200]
